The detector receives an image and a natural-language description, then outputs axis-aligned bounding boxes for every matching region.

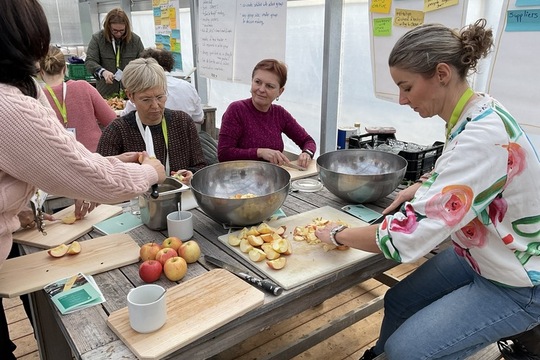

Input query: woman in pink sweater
[0,0,166,268]
[39,46,117,152]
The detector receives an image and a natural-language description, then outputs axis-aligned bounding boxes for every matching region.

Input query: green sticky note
[373,17,392,36]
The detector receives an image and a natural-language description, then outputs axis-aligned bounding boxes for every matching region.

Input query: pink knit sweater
[0,83,158,266]
[42,80,116,152]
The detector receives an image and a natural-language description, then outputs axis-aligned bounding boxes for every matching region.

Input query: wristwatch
[329,225,347,246]
[302,149,314,159]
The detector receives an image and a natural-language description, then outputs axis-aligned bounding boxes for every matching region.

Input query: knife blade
[144,127,159,199]
[205,255,283,296]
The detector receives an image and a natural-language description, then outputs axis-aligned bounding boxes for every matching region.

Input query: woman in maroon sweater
[217,59,316,169]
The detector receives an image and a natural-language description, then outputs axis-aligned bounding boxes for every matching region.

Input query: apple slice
[48,244,69,258]
[228,234,241,247]
[283,239,293,255]
[271,238,289,253]
[275,225,287,236]
[66,241,81,255]
[260,233,274,243]
[261,243,281,260]
[248,248,266,262]
[61,213,77,224]
[246,226,260,236]
[256,222,274,234]
[247,235,264,247]
[239,238,254,253]
[267,257,286,270]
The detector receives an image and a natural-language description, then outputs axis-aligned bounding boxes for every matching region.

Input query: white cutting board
[217,206,375,290]
[13,204,123,249]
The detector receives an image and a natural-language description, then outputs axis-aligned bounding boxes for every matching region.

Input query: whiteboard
[198,0,286,84]
[369,0,469,102]
[486,0,540,135]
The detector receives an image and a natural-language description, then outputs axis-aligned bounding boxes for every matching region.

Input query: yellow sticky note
[424,0,459,12]
[370,0,392,14]
[373,17,393,36]
[153,0,160,6]
[394,8,425,27]
[168,7,176,19]
[170,18,177,28]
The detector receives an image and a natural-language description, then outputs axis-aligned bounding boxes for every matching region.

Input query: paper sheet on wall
[369,0,469,102]
[486,0,540,135]
[198,0,286,84]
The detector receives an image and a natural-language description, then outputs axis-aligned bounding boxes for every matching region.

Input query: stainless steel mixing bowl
[190,161,291,226]
[317,149,407,203]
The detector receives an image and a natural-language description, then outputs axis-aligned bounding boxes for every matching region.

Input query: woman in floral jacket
[316,19,540,360]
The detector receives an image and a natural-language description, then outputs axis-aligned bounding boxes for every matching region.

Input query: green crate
[67,63,93,81]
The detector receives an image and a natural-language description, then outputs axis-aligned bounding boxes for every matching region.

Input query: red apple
[139,260,163,283]
[155,247,178,265]
[178,240,201,264]
[163,257,188,281]
[140,242,162,261]
[162,236,182,252]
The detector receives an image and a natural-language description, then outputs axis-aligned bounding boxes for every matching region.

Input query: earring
[275,97,279,101]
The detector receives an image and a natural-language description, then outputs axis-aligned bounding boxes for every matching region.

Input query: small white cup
[167,210,194,241]
[127,284,166,333]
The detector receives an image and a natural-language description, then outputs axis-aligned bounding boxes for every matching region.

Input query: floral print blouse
[377,94,540,287]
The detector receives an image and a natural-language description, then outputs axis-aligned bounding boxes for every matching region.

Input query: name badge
[114,69,123,81]
[67,128,77,138]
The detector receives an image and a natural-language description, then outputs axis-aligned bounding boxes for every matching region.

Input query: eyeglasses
[111,27,126,34]
[136,94,168,106]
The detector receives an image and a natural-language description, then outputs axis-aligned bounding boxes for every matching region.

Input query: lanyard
[446,88,474,141]
[45,82,67,126]
[112,41,121,68]
[135,113,170,174]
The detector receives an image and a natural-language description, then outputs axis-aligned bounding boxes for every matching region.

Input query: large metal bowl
[190,161,291,226]
[317,149,407,203]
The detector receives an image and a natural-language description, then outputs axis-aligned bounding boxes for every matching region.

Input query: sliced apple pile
[227,222,291,270]
[293,217,350,252]
[47,241,81,258]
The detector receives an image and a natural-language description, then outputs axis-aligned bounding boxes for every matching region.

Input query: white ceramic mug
[167,210,194,241]
[127,284,167,333]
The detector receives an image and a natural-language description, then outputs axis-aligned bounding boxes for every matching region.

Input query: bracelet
[302,149,314,159]
[329,225,347,246]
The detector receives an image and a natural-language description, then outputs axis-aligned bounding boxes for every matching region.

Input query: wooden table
[20,181,403,360]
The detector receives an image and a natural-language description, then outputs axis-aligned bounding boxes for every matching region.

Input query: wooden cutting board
[0,234,140,298]
[13,204,123,249]
[107,269,265,360]
[282,159,318,181]
[217,206,375,290]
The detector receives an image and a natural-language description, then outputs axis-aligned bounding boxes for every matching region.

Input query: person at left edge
[85,8,144,98]
[97,57,207,185]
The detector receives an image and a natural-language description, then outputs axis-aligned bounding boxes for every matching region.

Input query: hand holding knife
[205,255,283,296]
[144,127,159,199]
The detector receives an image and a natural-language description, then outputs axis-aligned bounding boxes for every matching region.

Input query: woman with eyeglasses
[85,8,144,98]
[97,58,207,185]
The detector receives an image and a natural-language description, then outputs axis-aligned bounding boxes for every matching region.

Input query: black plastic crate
[349,134,444,181]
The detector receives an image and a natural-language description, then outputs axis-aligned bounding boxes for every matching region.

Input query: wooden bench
[372,342,502,360]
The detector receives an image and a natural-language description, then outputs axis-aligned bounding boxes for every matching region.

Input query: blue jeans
[373,247,540,360]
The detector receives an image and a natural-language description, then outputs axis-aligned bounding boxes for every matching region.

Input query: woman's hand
[382,182,422,215]
[257,148,290,165]
[172,170,193,185]
[297,152,312,169]
[140,152,166,183]
[17,209,55,229]
[314,222,340,246]
[103,70,115,84]
[74,200,99,220]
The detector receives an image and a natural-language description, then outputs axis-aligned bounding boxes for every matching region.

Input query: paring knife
[144,127,159,199]
[205,255,283,296]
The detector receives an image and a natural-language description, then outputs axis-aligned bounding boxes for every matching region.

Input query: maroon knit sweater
[217,98,317,162]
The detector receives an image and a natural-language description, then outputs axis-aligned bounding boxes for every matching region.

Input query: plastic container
[66,63,93,81]
[349,133,444,181]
